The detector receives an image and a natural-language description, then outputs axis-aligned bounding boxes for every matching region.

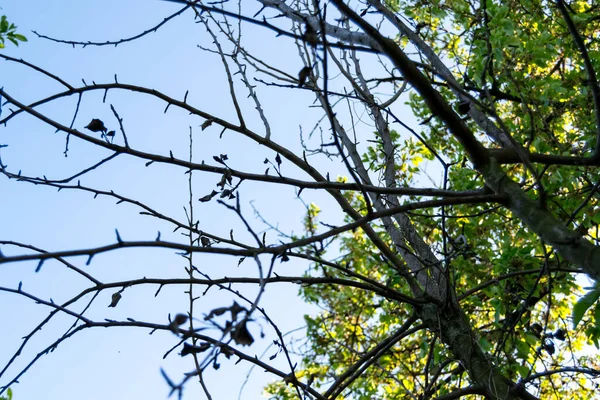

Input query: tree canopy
[1,1,600,399]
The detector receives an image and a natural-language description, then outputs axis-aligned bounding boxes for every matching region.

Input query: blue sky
[0,1,339,399]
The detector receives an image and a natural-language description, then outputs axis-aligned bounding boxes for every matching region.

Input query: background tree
[1,0,600,399]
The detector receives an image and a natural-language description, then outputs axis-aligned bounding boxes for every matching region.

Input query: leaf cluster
[0,16,27,49]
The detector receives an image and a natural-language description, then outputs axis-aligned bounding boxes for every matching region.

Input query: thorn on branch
[253,5,266,18]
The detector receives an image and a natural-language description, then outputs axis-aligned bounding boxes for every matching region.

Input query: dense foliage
[265,0,600,398]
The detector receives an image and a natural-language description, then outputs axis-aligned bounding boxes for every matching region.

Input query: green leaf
[515,339,530,359]
[572,283,600,328]
[0,387,13,400]
[515,365,530,379]
[0,16,7,33]
[479,336,492,352]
